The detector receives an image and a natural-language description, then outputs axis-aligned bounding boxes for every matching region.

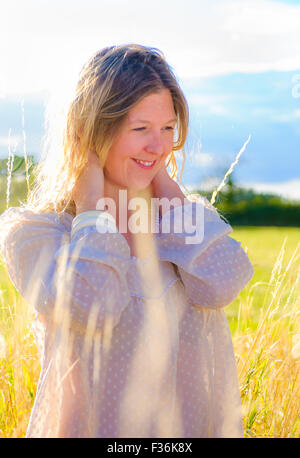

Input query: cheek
[166,134,175,150]
[104,154,120,182]
[104,147,133,183]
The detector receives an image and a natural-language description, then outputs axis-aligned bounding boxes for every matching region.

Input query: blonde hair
[25,44,189,217]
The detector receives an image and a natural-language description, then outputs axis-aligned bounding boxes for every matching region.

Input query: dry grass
[234,238,300,437]
[0,276,39,437]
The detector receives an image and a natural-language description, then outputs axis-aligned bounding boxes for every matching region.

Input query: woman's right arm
[0,150,131,334]
[0,207,131,334]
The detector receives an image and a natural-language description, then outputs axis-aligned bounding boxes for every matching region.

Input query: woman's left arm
[152,167,254,309]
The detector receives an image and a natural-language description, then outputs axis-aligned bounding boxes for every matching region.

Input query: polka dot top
[0,194,254,438]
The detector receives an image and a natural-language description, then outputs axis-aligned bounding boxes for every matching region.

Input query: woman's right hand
[72,149,105,215]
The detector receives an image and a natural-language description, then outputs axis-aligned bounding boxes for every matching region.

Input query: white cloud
[209,105,231,116]
[191,152,214,167]
[1,0,300,95]
[251,107,300,122]
[188,94,231,115]
[185,178,300,202]
[272,109,300,123]
[0,135,21,150]
[184,176,221,192]
[239,179,300,201]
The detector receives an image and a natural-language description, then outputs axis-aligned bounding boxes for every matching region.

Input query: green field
[226,226,300,331]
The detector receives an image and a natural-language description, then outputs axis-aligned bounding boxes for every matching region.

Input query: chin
[125,174,151,189]
[127,179,153,192]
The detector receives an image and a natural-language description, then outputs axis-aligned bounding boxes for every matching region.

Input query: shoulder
[0,206,72,230]
[0,206,72,254]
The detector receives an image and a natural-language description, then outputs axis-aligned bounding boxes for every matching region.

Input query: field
[0,222,299,438]
[229,226,300,437]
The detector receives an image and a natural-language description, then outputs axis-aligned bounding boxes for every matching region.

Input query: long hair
[24,44,189,217]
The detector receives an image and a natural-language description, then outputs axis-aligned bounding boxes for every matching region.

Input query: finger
[87,149,99,164]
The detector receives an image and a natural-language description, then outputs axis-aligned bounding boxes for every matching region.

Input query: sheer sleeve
[156,194,254,309]
[0,207,131,334]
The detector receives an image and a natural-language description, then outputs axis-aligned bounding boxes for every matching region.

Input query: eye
[133,127,146,131]
[163,126,175,131]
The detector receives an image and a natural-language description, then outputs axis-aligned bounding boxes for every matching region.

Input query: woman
[0,44,254,438]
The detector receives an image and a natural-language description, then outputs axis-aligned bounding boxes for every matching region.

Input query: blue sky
[0,0,300,199]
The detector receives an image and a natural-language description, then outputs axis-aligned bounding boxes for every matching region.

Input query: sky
[0,0,300,199]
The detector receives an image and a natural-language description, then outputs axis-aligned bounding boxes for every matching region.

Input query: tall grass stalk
[20,99,30,199]
[6,129,14,210]
[210,134,251,206]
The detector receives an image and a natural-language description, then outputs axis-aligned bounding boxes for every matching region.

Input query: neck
[103,177,160,259]
[103,177,154,232]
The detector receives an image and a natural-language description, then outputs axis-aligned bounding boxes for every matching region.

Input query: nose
[144,132,165,157]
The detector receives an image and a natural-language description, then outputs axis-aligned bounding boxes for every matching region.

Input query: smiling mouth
[131,158,156,169]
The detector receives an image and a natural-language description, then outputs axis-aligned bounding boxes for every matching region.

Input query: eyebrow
[129,118,177,124]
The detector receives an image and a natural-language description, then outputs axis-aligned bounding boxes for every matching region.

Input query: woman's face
[104,88,177,191]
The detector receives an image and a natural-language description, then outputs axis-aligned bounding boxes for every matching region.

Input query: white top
[0,194,254,438]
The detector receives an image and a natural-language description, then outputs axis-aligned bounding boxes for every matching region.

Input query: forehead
[127,89,176,122]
